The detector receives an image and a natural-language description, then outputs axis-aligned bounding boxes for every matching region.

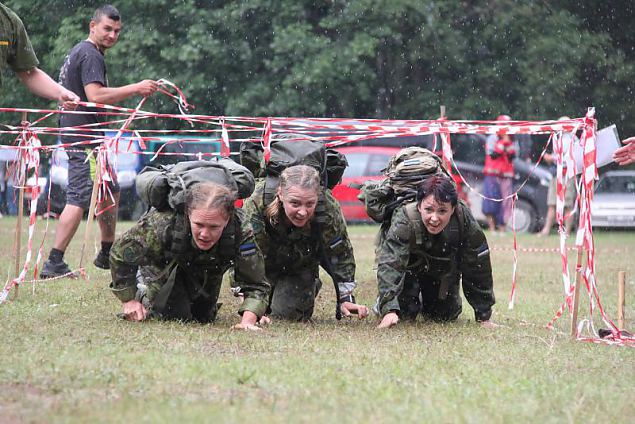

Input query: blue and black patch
[239,242,257,257]
[476,242,490,258]
[329,236,343,249]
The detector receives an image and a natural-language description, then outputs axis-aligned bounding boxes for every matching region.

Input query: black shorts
[66,148,120,210]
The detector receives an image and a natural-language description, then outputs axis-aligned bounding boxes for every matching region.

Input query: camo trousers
[268,269,322,321]
[397,270,462,322]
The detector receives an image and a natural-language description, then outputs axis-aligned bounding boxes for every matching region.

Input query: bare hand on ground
[341,301,369,319]
[258,315,271,326]
[122,299,148,322]
[232,311,262,331]
[377,312,399,329]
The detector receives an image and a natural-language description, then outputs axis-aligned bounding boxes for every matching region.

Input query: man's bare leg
[40,204,84,278]
[93,192,119,269]
[53,204,85,251]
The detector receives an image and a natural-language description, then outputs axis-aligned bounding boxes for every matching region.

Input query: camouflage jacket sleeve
[320,189,357,297]
[376,206,413,316]
[457,203,496,321]
[232,208,271,318]
[109,211,172,303]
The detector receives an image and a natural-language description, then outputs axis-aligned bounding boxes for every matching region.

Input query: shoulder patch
[239,242,257,257]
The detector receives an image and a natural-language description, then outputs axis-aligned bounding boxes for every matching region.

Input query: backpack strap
[166,213,190,260]
[404,202,424,246]
[216,213,238,262]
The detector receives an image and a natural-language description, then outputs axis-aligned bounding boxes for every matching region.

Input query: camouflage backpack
[358,146,450,223]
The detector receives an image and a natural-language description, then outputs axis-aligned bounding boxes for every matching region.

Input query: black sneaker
[40,259,77,279]
[93,251,110,270]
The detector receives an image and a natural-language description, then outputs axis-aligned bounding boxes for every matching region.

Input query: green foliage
[2,0,634,134]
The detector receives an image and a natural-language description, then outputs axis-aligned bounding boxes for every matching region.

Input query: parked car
[332,135,552,233]
[591,170,635,228]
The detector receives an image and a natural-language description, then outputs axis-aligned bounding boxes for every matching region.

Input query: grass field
[0,217,633,423]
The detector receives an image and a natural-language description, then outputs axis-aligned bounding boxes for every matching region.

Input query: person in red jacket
[482,115,517,232]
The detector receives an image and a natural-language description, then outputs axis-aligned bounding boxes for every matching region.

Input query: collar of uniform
[277,215,313,238]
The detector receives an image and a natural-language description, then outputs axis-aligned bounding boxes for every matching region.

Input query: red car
[331,146,400,222]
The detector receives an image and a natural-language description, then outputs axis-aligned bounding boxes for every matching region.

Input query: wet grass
[0,217,633,423]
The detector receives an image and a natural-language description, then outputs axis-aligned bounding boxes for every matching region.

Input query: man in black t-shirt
[41,4,157,279]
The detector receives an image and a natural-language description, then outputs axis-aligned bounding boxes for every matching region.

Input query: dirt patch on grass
[0,382,60,423]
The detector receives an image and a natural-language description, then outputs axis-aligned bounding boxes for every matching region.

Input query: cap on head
[497,114,512,121]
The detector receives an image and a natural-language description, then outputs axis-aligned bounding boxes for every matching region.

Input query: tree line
[4,0,635,137]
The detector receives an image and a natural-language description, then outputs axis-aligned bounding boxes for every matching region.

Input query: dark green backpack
[135,158,254,268]
[136,158,255,213]
[240,135,348,190]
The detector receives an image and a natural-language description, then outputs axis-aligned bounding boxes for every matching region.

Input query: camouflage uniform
[376,201,495,322]
[109,208,270,322]
[242,181,356,321]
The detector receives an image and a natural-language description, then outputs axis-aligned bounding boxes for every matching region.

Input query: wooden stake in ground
[570,248,586,337]
[78,154,102,271]
[618,271,626,330]
[11,112,28,300]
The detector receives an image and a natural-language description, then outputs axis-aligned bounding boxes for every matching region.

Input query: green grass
[1,218,634,423]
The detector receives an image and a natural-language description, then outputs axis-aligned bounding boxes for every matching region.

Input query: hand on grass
[259,315,272,326]
[232,311,262,331]
[377,312,399,329]
[122,299,148,322]
[340,302,369,319]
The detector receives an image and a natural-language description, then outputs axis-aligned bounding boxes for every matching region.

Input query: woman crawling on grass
[108,181,270,331]
[375,174,498,329]
[242,164,369,322]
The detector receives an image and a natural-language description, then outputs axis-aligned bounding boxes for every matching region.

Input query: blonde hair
[185,181,236,219]
[265,165,320,225]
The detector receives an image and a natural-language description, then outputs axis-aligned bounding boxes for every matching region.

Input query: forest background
[3,0,635,136]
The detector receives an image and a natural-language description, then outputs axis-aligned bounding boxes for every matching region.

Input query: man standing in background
[40,4,157,278]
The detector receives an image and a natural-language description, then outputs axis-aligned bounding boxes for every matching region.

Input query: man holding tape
[41,4,157,279]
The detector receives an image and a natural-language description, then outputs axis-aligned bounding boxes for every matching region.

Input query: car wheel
[508,198,537,233]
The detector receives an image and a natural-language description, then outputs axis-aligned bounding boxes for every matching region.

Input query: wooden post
[78,155,102,271]
[11,112,28,299]
[570,248,585,337]
[618,271,626,330]
[440,105,446,119]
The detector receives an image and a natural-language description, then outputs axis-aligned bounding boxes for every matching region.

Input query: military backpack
[357,146,451,224]
[135,158,256,262]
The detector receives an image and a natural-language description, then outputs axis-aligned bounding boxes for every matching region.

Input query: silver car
[591,170,635,228]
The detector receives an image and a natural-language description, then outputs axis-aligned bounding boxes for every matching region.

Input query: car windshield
[343,153,370,177]
[595,175,635,194]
